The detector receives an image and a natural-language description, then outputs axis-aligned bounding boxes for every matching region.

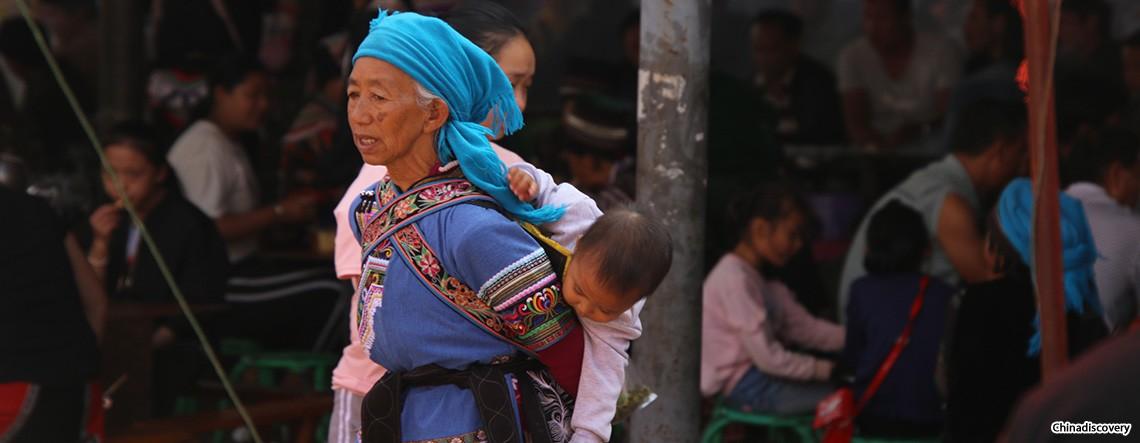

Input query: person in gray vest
[838,97,1026,316]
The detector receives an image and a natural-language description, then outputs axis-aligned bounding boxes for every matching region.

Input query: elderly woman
[347,10,581,443]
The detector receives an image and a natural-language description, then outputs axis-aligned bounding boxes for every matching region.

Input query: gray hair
[414,82,440,108]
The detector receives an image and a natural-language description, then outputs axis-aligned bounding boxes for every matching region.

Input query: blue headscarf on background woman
[352,9,563,224]
[996,178,1103,355]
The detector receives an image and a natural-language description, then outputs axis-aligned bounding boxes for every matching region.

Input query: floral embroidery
[361,179,483,246]
[393,225,576,353]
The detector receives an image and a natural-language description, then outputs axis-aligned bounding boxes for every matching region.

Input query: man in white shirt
[1065,127,1140,331]
[838,0,962,151]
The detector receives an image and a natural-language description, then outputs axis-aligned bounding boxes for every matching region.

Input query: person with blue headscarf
[345,9,582,443]
[944,178,1109,443]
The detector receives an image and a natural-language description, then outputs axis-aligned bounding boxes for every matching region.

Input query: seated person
[559,93,636,212]
[85,123,229,307]
[82,122,229,415]
[838,0,962,151]
[1065,127,1140,331]
[839,97,1026,315]
[945,178,1108,442]
[840,201,953,438]
[1,187,104,442]
[700,183,844,414]
[168,55,339,351]
[750,9,844,145]
[166,54,315,264]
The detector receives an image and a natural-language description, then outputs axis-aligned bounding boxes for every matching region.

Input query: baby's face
[562,254,636,323]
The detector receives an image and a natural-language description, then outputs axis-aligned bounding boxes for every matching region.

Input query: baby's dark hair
[864,200,928,274]
[575,208,673,300]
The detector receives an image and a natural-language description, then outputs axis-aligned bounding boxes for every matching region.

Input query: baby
[507,163,673,443]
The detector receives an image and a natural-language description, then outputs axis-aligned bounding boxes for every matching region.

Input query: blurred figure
[0,187,104,442]
[281,49,345,192]
[840,201,951,439]
[1065,127,1140,332]
[838,0,962,151]
[1057,0,1119,85]
[943,0,1024,152]
[82,122,229,415]
[0,17,89,174]
[1119,31,1140,132]
[839,97,1026,314]
[34,0,99,93]
[167,54,314,263]
[961,0,1023,77]
[560,93,636,211]
[702,183,843,415]
[750,9,844,145]
[945,179,1108,443]
[1002,329,1140,443]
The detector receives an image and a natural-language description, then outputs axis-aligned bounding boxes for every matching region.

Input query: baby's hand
[508,167,539,202]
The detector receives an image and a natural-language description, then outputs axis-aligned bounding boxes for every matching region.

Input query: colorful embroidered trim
[392,225,576,353]
[357,245,392,353]
[361,179,485,246]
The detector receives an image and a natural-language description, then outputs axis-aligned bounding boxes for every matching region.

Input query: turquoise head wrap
[352,9,563,224]
[996,178,1103,355]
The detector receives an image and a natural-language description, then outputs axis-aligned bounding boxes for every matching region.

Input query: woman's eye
[370,93,385,102]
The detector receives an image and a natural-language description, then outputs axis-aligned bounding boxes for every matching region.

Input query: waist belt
[361,358,554,443]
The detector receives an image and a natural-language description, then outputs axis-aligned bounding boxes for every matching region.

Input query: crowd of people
[2,0,1140,442]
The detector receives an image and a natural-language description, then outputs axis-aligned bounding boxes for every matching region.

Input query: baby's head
[563,208,673,322]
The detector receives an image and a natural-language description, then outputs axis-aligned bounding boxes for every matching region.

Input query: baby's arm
[570,300,645,443]
[508,162,602,249]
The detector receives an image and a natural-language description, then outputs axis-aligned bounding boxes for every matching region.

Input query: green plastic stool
[702,401,817,443]
[229,352,337,391]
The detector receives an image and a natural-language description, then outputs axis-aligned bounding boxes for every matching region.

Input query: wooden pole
[1021,0,1068,379]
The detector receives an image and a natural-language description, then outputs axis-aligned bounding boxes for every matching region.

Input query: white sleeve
[570,300,644,443]
[510,162,603,249]
[168,142,228,218]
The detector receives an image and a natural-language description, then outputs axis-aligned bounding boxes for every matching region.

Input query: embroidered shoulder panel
[361,179,486,247]
[392,225,576,353]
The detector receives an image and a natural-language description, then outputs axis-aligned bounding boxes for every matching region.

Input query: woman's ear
[156,165,170,184]
[422,98,450,134]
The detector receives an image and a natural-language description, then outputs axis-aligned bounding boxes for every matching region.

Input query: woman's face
[101,144,165,208]
[347,58,434,166]
[213,72,270,133]
[493,34,536,113]
[749,210,807,268]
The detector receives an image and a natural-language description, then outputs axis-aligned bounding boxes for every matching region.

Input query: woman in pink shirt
[701,182,844,414]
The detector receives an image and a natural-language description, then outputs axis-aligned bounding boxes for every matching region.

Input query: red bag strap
[855,276,929,412]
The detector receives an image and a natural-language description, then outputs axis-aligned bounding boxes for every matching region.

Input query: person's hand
[275,193,318,223]
[814,359,836,381]
[89,204,122,240]
[151,325,176,348]
[508,167,538,202]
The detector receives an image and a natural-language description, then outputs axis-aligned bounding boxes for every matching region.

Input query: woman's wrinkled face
[347,58,432,166]
[213,72,269,132]
[101,144,165,207]
[494,34,535,113]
